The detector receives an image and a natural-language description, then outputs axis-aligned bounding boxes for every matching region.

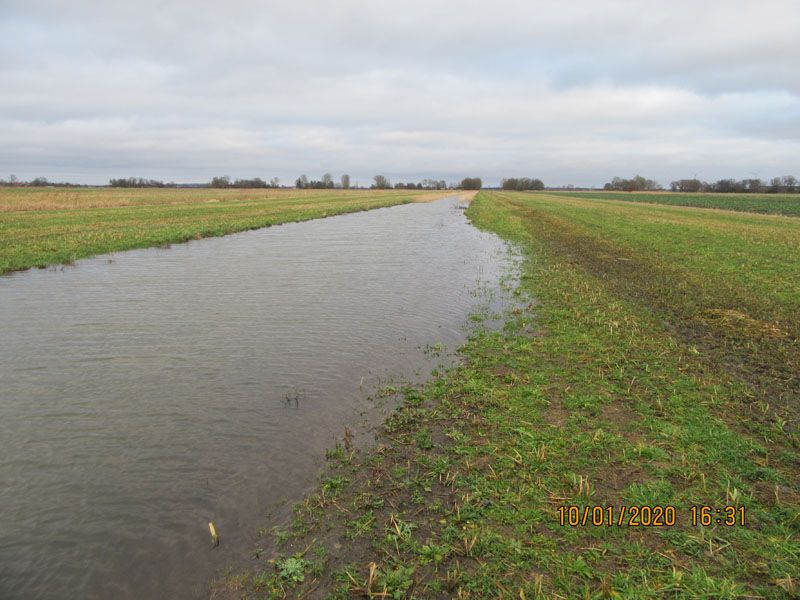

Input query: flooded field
[0,196,515,599]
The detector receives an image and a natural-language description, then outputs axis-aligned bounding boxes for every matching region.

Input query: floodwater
[0,196,514,599]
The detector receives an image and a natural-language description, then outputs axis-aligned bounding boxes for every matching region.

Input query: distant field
[0,187,451,275]
[547,190,800,216]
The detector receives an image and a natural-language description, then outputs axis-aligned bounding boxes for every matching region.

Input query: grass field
[547,190,800,216]
[221,192,800,598]
[0,187,449,275]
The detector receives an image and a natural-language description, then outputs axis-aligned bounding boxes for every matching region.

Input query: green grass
[546,190,800,216]
[0,187,448,275]
[221,191,800,599]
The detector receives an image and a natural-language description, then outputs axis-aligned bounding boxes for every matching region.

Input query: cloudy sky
[1,0,798,186]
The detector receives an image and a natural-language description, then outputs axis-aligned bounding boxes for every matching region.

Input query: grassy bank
[546,191,800,216]
[0,187,448,275]
[220,191,799,599]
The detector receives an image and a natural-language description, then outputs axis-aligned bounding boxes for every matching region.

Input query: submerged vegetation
[0,187,450,275]
[221,192,799,598]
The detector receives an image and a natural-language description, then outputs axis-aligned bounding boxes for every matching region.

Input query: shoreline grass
[218,191,799,599]
[0,187,450,275]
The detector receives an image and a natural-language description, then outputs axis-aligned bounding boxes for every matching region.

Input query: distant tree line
[0,175,84,187]
[421,179,448,190]
[603,175,661,192]
[6,172,798,194]
[501,177,545,191]
[109,177,177,188]
[669,176,799,194]
[603,174,800,193]
[210,176,281,188]
[295,173,340,189]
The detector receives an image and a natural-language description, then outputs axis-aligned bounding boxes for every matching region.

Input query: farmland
[0,187,449,275]
[547,190,800,216]
[225,192,800,598]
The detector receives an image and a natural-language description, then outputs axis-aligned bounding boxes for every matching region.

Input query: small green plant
[378,385,399,397]
[277,556,309,584]
[347,511,375,539]
[325,444,346,461]
[321,475,349,496]
[418,541,450,564]
[386,515,416,544]
[415,428,434,450]
[354,492,384,510]
[378,565,415,599]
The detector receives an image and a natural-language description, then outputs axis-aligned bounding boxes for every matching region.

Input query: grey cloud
[1,0,799,185]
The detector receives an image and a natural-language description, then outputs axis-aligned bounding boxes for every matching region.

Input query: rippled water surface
[0,197,513,599]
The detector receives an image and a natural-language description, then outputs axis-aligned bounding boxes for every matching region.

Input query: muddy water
[0,197,514,599]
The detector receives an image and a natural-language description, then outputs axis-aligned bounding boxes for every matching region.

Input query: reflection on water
[0,197,514,599]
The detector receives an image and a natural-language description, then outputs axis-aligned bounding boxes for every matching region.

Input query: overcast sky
[1,0,798,186]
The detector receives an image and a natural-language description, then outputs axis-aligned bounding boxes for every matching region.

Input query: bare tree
[669,179,702,192]
[210,175,231,188]
[372,175,390,189]
[460,177,482,190]
[341,174,350,189]
[111,177,169,188]
[233,177,267,188]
